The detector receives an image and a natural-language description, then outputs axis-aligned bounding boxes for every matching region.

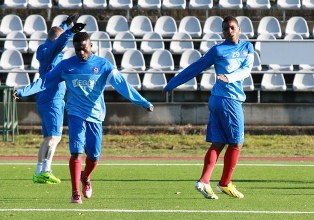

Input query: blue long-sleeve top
[35,21,74,104]
[164,40,254,101]
[16,54,153,123]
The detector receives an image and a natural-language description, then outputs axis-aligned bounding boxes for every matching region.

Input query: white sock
[42,159,52,173]
[35,162,43,174]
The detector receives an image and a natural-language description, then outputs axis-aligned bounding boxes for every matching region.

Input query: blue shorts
[68,115,103,161]
[206,96,244,144]
[37,100,65,137]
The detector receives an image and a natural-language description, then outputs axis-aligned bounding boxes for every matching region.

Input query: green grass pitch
[0,159,314,220]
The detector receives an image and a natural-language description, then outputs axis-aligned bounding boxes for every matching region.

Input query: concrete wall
[3,102,314,126]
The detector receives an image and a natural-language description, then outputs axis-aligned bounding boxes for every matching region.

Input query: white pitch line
[0,162,314,167]
[0,208,313,214]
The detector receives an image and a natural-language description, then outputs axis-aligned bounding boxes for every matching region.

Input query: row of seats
[3,66,314,93]
[1,44,314,75]
[2,45,314,74]
[2,0,314,10]
[1,14,314,40]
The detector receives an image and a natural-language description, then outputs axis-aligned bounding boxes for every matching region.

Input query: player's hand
[217,74,229,83]
[13,91,20,100]
[147,105,154,112]
[71,23,86,33]
[65,13,80,26]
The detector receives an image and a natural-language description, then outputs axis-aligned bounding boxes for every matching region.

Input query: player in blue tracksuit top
[164,16,254,199]
[15,32,154,204]
[32,14,85,185]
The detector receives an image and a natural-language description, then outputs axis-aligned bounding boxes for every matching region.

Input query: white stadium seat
[0,15,23,36]
[0,49,25,70]
[5,68,30,89]
[169,32,194,54]
[130,16,154,37]
[106,15,129,37]
[150,50,174,71]
[4,31,28,53]
[261,72,287,91]
[154,16,178,38]
[140,32,165,54]
[178,16,202,38]
[23,14,47,36]
[257,16,282,38]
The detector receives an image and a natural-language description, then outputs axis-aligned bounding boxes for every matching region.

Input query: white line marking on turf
[0,162,314,167]
[0,208,313,214]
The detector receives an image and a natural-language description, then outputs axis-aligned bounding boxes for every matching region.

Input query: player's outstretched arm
[108,69,154,111]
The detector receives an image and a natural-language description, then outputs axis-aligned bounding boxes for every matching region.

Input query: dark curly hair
[73,32,90,44]
[222,16,239,28]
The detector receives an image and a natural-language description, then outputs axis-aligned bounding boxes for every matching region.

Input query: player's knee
[46,136,61,147]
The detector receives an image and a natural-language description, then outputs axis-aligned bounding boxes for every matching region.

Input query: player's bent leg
[39,136,62,184]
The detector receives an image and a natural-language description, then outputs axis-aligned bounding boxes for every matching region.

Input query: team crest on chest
[93,67,99,73]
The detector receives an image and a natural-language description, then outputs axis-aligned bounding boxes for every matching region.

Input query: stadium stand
[199,33,222,54]
[178,49,202,70]
[82,0,107,9]
[154,16,178,38]
[162,0,186,9]
[252,51,262,71]
[257,16,282,38]
[203,16,224,36]
[28,31,47,53]
[169,32,194,54]
[200,71,216,91]
[243,74,255,91]
[0,15,23,36]
[112,32,137,54]
[293,72,314,91]
[96,49,117,67]
[23,14,47,36]
[105,15,129,37]
[149,50,174,71]
[142,71,167,91]
[121,70,142,90]
[27,0,52,8]
[246,0,271,9]
[140,32,165,54]
[4,31,28,53]
[284,16,310,38]
[2,0,27,9]
[58,0,82,9]
[1,3,314,105]
[51,15,68,28]
[90,31,112,53]
[218,0,243,9]
[302,0,314,9]
[30,53,39,70]
[76,15,99,34]
[129,15,154,37]
[137,0,162,10]
[261,72,287,91]
[108,0,133,9]
[178,16,202,38]
[254,33,277,55]
[0,49,25,70]
[236,16,255,38]
[188,0,214,10]
[5,68,30,89]
[120,49,146,71]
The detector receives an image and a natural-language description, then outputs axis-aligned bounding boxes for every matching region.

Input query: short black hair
[73,32,90,44]
[222,16,239,27]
